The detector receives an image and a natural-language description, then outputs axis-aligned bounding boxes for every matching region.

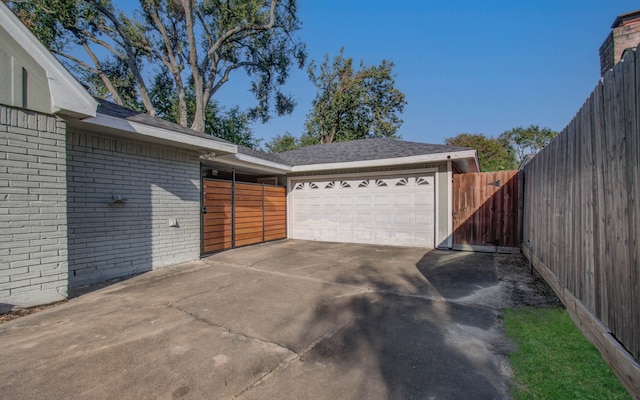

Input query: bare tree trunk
[181,0,206,132]
[76,41,123,105]
[86,0,157,117]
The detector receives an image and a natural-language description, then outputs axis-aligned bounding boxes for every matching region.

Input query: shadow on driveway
[240,247,511,400]
[0,241,513,400]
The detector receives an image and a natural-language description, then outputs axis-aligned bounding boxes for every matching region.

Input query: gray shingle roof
[238,145,291,165]
[94,100,472,168]
[95,99,233,145]
[276,138,472,166]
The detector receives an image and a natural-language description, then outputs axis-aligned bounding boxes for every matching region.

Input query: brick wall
[66,131,201,288]
[613,21,640,64]
[0,104,68,309]
[600,16,640,75]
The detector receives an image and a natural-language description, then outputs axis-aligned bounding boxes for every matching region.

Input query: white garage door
[289,175,435,247]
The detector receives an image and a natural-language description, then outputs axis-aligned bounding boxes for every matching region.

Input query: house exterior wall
[599,13,640,75]
[66,130,201,288]
[0,25,52,114]
[0,104,68,309]
[286,161,453,248]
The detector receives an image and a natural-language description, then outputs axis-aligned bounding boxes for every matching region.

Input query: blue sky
[211,0,640,145]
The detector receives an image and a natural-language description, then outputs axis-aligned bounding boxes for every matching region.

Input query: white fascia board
[214,153,292,174]
[84,113,238,153]
[471,150,480,172]
[290,149,478,173]
[0,2,97,118]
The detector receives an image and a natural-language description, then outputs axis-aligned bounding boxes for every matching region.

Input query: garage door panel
[414,194,433,206]
[393,213,411,225]
[325,212,340,223]
[414,212,434,224]
[290,174,435,247]
[356,230,372,241]
[375,213,392,224]
[357,196,371,206]
[339,196,354,206]
[324,197,338,206]
[375,195,391,206]
[356,212,373,225]
[393,194,411,206]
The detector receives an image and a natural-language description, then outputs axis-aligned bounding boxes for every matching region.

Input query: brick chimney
[599,10,640,76]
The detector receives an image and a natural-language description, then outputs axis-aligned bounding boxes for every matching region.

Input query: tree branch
[206,0,278,60]
[84,0,156,116]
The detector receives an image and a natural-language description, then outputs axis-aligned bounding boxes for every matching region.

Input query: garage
[288,174,435,247]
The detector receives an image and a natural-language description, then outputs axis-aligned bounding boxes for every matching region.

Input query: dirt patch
[0,301,67,325]
[495,253,563,309]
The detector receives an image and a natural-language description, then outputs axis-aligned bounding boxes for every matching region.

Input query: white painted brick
[67,131,200,288]
[0,280,31,291]
[41,280,67,290]
[10,284,41,295]
[1,104,67,308]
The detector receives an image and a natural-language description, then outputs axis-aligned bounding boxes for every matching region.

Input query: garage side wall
[435,163,451,248]
[0,105,68,309]
[66,131,201,288]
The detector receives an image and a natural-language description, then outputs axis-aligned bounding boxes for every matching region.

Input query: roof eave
[0,2,97,118]
[214,153,292,174]
[290,149,479,173]
[67,113,238,154]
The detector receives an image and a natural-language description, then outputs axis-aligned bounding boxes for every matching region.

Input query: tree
[149,68,260,148]
[6,0,306,133]
[304,48,406,144]
[264,132,300,153]
[499,125,558,164]
[445,133,516,172]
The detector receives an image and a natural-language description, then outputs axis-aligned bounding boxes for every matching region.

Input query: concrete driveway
[0,240,513,399]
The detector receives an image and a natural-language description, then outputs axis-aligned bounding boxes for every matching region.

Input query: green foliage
[504,309,629,400]
[499,125,558,164]
[444,133,515,172]
[139,0,306,128]
[7,0,306,132]
[305,48,406,144]
[149,69,259,148]
[264,132,300,153]
[208,106,260,149]
[84,57,145,112]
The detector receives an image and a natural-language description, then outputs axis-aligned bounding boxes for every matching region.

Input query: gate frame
[200,165,287,255]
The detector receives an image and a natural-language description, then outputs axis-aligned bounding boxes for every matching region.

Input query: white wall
[0,105,68,309]
[0,25,52,115]
[66,131,202,288]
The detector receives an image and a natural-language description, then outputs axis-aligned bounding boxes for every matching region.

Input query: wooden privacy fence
[522,45,640,396]
[202,179,286,254]
[452,171,521,252]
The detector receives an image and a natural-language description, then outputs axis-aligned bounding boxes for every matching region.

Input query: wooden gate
[452,170,521,252]
[202,179,286,254]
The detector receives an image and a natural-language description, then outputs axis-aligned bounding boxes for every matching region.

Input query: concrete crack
[232,315,355,399]
[167,303,297,356]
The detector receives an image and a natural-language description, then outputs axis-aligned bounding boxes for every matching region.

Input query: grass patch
[504,308,629,399]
